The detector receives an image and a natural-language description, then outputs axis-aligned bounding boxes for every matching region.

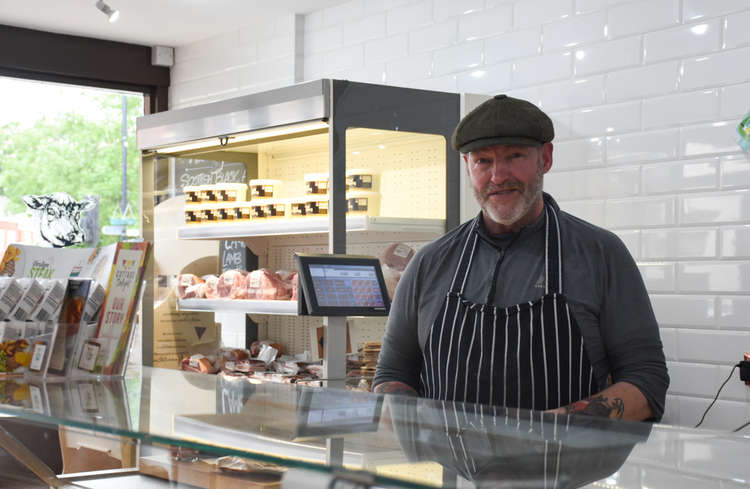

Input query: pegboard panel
[254,129,447,221]
[256,133,329,198]
[347,131,446,220]
[261,316,318,357]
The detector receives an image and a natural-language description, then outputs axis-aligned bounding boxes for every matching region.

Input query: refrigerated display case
[136,79,461,385]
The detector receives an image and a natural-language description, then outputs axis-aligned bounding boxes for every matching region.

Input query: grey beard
[475,173,544,227]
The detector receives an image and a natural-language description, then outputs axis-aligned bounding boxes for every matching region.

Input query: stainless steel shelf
[177,298,298,315]
[177,216,445,240]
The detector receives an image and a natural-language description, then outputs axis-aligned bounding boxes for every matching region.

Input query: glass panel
[1,367,738,489]
[0,77,143,248]
[345,128,447,220]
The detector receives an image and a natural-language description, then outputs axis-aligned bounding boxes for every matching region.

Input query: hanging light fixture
[95,0,120,23]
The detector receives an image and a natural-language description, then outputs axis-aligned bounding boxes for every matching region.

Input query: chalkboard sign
[220,240,257,273]
[176,159,248,189]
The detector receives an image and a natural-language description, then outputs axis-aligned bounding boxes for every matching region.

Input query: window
[0,76,143,248]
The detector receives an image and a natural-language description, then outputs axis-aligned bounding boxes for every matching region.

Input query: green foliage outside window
[0,93,142,247]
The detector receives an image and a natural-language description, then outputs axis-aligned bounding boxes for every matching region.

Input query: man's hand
[546,381,652,421]
[373,381,418,396]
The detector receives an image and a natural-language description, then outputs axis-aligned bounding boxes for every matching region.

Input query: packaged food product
[277,271,297,301]
[288,198,309,218]
[199,203,221,224]
[245,270,291,300]
[219,202,252,222]
[346,191,380,216]
[183,185,202,204]
[248,179,281,199]
[346,169,378,192]
[32,279,66,322]
[0,336,31,374]
[203,275,220,299]
[233,202,253,221]
[184,205,201,224]
[176,274,205,299]
[199,185,219,203]
[10,278,45,322]
[304,173,329,195]
[250,199,287,219]
[265,199,287,218]
[0,278,24,322]
[82,282,106,323]
[213,183,248,202]
[305,197,329,216]
[217,270,246,299]
[380,243,415,271]
[214,204,236,222]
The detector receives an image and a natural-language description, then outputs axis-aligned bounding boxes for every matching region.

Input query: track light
[95,0,120,23]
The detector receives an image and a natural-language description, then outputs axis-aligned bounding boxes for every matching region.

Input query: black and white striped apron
[418,203,595,410]
[436,401,571,485]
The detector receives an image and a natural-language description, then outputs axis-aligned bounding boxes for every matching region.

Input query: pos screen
[295,253,390,316]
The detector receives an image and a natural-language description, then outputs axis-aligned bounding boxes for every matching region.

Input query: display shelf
[178,298,298,315]
[177,216,446,240]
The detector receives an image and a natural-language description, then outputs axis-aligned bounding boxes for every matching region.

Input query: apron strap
[449,220,480,295]
[545,203,563,295]
[452,202,564,296]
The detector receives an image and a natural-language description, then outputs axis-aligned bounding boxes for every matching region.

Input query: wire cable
[733,420,750,433]
[694,363,740,428]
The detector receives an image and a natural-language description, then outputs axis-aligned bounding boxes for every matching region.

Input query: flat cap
[451,94,554,153]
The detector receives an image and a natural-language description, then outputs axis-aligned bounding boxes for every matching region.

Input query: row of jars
[184,192,380,224]
[184,170,378,205]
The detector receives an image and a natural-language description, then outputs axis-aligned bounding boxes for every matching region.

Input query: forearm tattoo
[373,381,417,396]
[564,395,625,419]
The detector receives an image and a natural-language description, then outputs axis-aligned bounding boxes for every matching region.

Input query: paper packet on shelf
[10,278,45,322]
[82,281,106,323]
[0,278,24,322]
[32,279,67,322]
[256,343,279,364]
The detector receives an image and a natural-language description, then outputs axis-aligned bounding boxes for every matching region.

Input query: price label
[78,383,98,413]
[30,385,44,414]
[29,342,47,372]
[78,341,100,372]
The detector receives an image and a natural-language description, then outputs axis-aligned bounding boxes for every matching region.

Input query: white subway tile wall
[606,0,680,39]
[573,36,641,76]
[173,0,750,428]
[643,19,721,63]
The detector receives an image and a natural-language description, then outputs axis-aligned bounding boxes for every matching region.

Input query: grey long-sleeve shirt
[374,193,669,420]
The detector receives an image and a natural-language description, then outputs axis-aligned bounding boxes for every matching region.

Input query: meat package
[217,269,246,299]
[379,243,416,299]
[175,273,205,299]
[175,269,298,301]
[203,275,220,299]
[245,269,292,300]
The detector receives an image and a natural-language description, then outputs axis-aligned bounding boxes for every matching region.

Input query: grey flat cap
[451,94,554,153]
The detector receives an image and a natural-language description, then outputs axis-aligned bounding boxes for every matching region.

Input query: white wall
[170,14,297,108]
[171,0,750,429]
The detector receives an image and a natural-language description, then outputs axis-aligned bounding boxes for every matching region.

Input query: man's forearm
[373,381,418,396]
[548,381,653,421]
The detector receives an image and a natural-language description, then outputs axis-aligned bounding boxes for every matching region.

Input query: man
[373,95,669,421]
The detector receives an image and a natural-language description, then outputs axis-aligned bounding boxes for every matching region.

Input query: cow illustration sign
[22,192,96,248]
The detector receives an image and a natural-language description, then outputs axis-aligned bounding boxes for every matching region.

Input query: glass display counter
[0,367,748,488]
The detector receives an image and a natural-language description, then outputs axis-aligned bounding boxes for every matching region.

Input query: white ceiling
[0,0,347,47]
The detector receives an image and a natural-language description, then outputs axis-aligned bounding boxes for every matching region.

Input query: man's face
[465,143,553,231]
